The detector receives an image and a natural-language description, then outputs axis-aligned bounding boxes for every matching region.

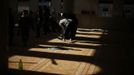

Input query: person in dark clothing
[39,6,43,23]
[69,14,78,40]
[8,8,14,46]
[29,11,35,32]
[64,13,78,41]
[43,6,50,35]
[35,11,41,38]
[50,16,60,32]
[19,10,31,46]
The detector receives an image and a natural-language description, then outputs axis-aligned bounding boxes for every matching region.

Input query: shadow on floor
[8,69,61,75]
[92,29,133,75]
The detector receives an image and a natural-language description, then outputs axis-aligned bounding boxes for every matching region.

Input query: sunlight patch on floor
[77,28,104,32]
[8,55,43,70]
[8,28,104,74]
[28,46,95,56]
[77,30,103,35]
[47,38,102,47]
[37,59,81,74]
[76,34,102,39]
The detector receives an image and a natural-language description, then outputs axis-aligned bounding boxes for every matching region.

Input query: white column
[0,0,8,74]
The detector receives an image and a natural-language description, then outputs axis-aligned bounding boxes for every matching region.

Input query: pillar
[0,0,8,74]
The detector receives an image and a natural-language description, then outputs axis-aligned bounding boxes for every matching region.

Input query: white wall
[63,0,74,13]
[74,0,97,14]
[18,1,29,12]
[18,0,38,12]
[74,0,89,14]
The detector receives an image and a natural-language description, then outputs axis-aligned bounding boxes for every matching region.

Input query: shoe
[63,39,66,42]
[69,39,72,42]
[68,39,72,43]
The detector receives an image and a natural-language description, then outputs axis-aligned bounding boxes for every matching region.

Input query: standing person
[35,11,41,38]
[43,6,50,35]
[19,10,31,46]
[29,11,35,32]
[39,6,43,24]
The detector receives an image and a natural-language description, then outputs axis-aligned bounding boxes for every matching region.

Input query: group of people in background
[8,6,78,47]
